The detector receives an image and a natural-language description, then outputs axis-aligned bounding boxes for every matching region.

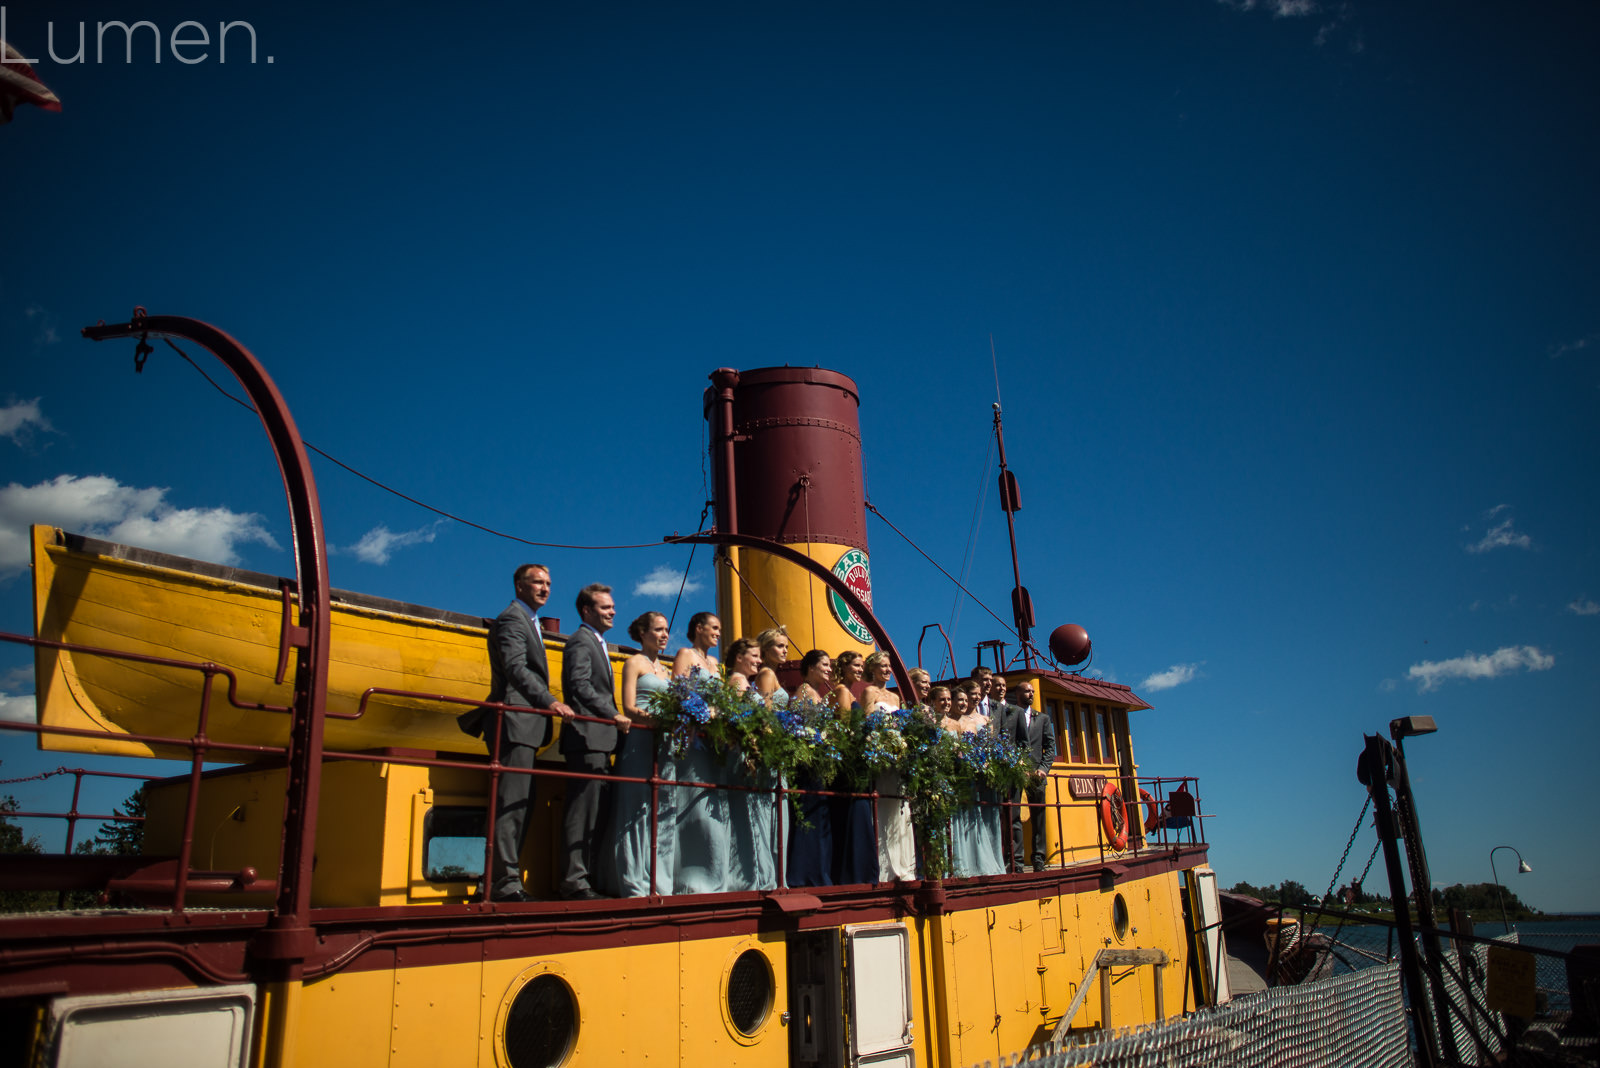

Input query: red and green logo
[828,548,873,644]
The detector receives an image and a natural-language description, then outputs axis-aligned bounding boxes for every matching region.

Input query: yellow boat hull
[30,525,585,761]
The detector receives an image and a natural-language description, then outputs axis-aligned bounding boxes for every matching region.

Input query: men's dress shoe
[563,887,604,901]
[491,889,534,903]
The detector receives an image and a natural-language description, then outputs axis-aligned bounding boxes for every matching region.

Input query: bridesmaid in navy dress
[827,651,878,885]
[786,649,835,887]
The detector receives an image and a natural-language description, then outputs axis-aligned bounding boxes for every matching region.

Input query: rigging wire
[666,502,713,634]
[865,500,1017,641]
[944,429,996,671]
[162,339,673,552]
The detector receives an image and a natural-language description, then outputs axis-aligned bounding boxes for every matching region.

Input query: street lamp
[1489,845,1532,933]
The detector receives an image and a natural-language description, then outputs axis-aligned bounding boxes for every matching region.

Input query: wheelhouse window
[1095,705,1116,765]
[1063,701,1085,763]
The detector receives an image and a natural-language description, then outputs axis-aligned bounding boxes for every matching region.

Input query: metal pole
[1391,725,1461,1067]
[1358,734,1440,1068]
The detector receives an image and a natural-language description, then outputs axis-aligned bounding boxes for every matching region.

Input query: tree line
[1227,879,1539,920]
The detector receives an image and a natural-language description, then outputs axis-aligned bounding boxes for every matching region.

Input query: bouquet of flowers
[965,724,1036,797]
[859,708,909,778]
[645,673,722,757]
[776,697,846,787]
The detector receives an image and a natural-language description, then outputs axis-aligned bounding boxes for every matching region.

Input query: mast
[992,403,1035,667]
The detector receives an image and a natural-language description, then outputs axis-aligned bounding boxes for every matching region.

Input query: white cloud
[1569,598,1600,617]
[1406,645,1554,693]
[342,522,441,565]
[1141,663,1200,692]
[1218,0,1320,16]
[1549,331,1598,359]
[0,399,53,445]
[1465,509,1531,554]
[23,305,60,347]
[0,473,279,574]
[634,565,702,599]
[0,665,33,691]
[0,692,35,723]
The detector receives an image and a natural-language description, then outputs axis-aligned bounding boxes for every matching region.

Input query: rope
[161,338,672,552]
[865,500,1017,640]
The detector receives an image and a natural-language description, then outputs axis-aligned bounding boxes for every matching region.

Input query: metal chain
[1300,795,1374,943]
[0,765,82,786]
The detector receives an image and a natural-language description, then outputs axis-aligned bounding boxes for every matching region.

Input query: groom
[558,582,623,899]
[461,563,574,903]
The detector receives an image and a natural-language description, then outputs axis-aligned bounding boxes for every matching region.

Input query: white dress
[874,703,917,881]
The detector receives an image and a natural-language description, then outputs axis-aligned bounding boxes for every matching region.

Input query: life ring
[1099,781,1129,851]
[1139,788,1161,833]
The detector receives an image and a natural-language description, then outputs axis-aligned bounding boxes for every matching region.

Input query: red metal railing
[2,627,1205,911]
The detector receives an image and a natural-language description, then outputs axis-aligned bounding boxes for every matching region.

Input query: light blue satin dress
[607,669,675,896]
[673,669,730,894]
[726,684,787,891]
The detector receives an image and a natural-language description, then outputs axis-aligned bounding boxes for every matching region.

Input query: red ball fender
[1099,781,1129,851]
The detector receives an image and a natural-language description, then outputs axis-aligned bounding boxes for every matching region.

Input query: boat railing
[0,628,1207,914]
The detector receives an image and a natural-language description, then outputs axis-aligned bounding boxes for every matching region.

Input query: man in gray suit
[459,563,574,903]
[558,582,623,900]
[1008,681,1057,873]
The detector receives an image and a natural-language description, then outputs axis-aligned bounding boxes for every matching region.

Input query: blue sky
[2,1,1596,911]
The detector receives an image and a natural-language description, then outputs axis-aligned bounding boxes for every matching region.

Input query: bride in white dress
[861,652,916,881]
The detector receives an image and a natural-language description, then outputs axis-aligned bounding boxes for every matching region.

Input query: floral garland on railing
[646,673,1038,878]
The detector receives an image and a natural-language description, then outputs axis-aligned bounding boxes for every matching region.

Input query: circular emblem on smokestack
[828,548,874,643]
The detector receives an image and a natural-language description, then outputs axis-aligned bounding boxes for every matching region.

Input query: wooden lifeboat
[28,524,562,761]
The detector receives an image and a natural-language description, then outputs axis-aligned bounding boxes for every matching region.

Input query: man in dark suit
[558,582,623,900]
[1008,682,1057,873]
[459,563,574,902]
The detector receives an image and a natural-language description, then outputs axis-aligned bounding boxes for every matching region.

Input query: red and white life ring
[1099,781,1129,851]
[1139,788,1161,833]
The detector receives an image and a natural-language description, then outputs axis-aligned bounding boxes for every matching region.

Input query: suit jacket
[458,600,557,747]
[1012,704,1058,769]
[559,625,620,755]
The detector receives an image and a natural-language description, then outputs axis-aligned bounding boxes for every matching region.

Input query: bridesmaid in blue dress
[670,612,729,894]
[960,683,1009,876]
[937,686,982,878]
[786,649,835,887]
[751,626,793,889]
[724,637,767,891]
[607,611,675,896]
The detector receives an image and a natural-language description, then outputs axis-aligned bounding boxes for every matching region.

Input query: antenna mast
[990,337,1035,667]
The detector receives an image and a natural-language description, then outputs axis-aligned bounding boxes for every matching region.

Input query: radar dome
[1049,623,1091,667]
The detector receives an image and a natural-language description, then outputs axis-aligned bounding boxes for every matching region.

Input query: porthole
[503,973,577,1068]
[726,949,773,1036]
[1112,893,1130,942]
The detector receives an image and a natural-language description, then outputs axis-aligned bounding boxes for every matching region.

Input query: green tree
[1277,880,1314,908]
[74,787,145,857]
[0,795,54,913]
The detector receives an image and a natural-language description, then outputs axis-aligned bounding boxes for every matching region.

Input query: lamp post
[1489,845,1532,933]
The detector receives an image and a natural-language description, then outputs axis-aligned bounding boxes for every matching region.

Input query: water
[1315,916,1600,1013]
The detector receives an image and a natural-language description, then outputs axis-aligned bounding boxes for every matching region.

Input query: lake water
[1315,916,1599,1013]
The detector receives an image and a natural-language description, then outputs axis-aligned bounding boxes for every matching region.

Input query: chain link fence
[966,963,1407,1068]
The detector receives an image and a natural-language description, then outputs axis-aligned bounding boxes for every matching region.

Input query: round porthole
[1112,893,1130,942]
[504,973,577,1068]
[726,948,774,1036]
